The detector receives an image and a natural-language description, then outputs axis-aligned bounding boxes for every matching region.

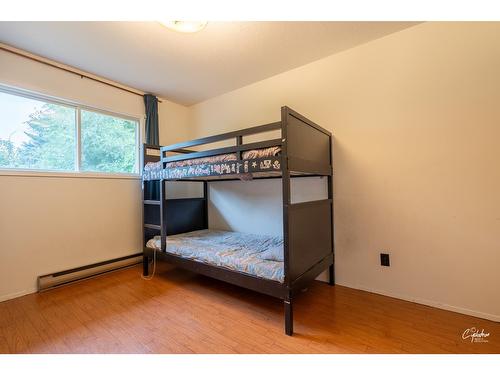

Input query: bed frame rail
[161,121,282,165]
[161,121,281,152]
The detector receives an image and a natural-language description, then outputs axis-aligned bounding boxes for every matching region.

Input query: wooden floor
[1,264,499,354]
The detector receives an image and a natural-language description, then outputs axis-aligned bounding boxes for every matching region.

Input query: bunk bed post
[236,135,243,160]
[284,293,293,336]
[328,135,335,286]
[203,181,209,228]
[143,256,149,276]
[328,264,334,286]
[160,178,167,251]
[281,106,293,336]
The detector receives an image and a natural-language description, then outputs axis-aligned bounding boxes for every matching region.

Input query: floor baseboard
[0,288,37,303]
[337,281,500,322]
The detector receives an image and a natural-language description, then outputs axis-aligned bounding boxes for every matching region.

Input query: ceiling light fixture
[159,21,207,33]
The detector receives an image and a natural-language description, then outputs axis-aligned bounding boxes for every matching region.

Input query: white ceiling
[0,22,419,105]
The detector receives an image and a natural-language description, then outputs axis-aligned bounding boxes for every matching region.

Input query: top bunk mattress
[146,229,284,283]
[143,146,281,180]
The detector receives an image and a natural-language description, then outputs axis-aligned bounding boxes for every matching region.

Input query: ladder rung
[144,224,161,230]
[144,200,160,205]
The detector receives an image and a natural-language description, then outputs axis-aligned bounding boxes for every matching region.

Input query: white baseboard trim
[0,287,37,303]
[336,281,500,322]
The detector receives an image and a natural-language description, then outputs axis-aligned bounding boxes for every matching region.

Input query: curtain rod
[0,45,162,103]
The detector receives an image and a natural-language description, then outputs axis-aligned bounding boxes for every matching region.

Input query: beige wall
[189,22,500,321]
[159,99,191,145]
[0,48,190,301]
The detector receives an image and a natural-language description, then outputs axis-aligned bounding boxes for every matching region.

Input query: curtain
[144,94,159,145]
[144,94,160,200]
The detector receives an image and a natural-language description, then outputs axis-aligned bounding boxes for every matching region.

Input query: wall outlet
[380,253,390,267]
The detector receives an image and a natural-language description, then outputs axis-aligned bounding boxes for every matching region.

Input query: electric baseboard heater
[38,253,142,292]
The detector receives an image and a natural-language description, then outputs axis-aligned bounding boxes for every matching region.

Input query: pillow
[257,245,284,262]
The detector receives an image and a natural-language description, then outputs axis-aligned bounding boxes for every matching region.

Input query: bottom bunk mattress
[146,229,284,283]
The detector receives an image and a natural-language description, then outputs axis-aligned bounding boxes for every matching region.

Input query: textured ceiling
[0,22,419,105]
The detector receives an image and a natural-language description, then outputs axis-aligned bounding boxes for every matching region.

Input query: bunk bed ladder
[142,179,162,276]
[142,144,162,276]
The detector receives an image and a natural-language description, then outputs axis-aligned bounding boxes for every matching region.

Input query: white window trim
[0,169,141,180]
[0,84,143,179]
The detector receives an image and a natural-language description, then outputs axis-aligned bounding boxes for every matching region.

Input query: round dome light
[159,21,207,33]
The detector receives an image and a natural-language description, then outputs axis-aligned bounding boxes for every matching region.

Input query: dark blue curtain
[144,94,159,145]
[144,94,160,200]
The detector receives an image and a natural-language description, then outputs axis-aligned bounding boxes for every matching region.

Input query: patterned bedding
[146,229,284,283]
[165,153,237,168]
[142,146,281,181]
[166,146,281,168]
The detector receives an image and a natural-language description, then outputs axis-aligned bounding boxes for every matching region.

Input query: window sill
[0,169,141,180]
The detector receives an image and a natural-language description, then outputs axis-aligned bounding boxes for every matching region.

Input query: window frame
[0,84,142,179]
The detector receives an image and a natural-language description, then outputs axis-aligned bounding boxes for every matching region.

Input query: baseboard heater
[38,253,142,292]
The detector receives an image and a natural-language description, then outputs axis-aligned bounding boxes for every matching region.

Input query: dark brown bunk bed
[141,106,334,336]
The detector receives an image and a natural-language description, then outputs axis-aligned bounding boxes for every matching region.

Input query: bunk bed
[141,106,334,336]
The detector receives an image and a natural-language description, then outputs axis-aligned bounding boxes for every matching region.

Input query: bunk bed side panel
[164,198,207,235]
[285,110,332,175]
[287,199,333,281]
[280,107,334,285]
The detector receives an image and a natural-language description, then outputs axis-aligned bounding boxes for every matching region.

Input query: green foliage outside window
[81,110,137,173]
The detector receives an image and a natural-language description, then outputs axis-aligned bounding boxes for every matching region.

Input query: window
[0,87,139,175]
[81,110,138,173]
[0,91,76,171]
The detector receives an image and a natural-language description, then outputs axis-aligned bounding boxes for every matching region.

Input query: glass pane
[80,110,137,173]
[0,91,76,171]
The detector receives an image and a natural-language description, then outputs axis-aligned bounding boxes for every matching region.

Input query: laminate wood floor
[1,264,498,353]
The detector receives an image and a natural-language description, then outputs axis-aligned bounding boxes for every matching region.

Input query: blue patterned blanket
[146,230,284,283]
